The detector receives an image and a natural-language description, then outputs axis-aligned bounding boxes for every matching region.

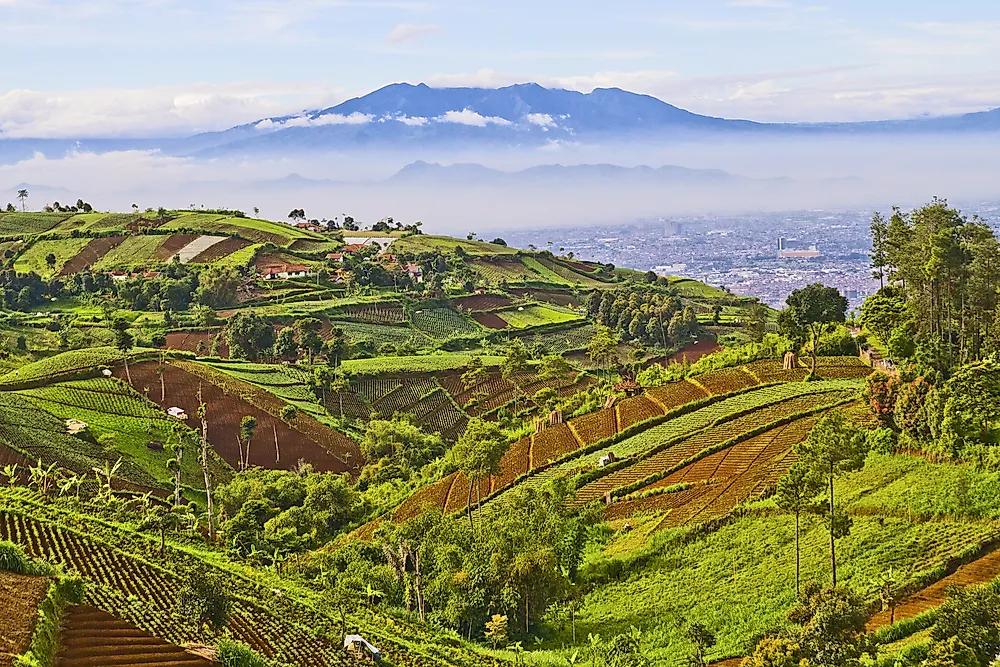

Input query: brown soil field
[55,605,213,667]
[667,339,723,364]
[509,288,578,307]
[453,294,513,311]
[123,361,360,474]
[152,234,199,261]
[58,236,125,276]
[868,547,1000,628]
[471,312,509,329]
[163,331,229,358]
[0,571,50,666]
[190,236,253,263]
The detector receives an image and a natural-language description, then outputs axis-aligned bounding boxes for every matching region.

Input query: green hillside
[0,200,996,667]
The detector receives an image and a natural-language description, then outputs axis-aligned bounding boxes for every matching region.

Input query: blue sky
[3,0,1000,136]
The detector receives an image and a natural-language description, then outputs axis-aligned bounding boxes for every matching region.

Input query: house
[326,253,344,262]
[259,264,314,281]
[167,407,188,420]
[295,222,322,232]
[405,263,423,283]
[599,452,617,467]
[108,271,128,282]
[344,635,381,662]
[342,243,367,254]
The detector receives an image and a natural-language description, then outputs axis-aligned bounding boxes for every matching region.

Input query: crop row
[338,302,407,325]
[513,380,859,496]
[15,380,165,420]
[690,367,760,395]
[411,308,481,339]
[743,360,809,383]
[531,424,582,468]
[645,380,711,411]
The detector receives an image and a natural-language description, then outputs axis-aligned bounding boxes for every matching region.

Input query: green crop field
[0,212,71,236]
[13,238,93,277]
[91,234,169,269]
[0,347,165,387]
[333,321,430,347]
[391,234,519,255]
[496,305,582,329]
[340,352,505,375]
[411,308,482,339]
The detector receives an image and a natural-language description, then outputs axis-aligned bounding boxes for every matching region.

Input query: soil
[122,361,360,474]
[868,547,1000,628]
[163,331,229,358]
[508,288,577,307]
[0,571,50,667]
[190,236,252,263]
[667,339,724,365]
[471,312,509,329]
[152,234,200,261]
[453,294,513,312]
[55,605,213,667]
[58,236,125,276]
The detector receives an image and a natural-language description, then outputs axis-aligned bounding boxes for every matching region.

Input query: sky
[2,0,1000,137]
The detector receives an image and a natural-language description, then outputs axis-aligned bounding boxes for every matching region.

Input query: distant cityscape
[495,202,1000,312]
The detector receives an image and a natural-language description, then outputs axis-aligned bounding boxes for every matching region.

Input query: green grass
[391,234,519,255]
[13,238,93,278]
[562,513,996,666]
[496,305,582,329]
[668,277,727,298]
[160,214,318,246]
[520,256,568,284]
[0,347,164,386]
[340,353,505,376]
[0,212,71,236]
[92,235,169,269]
[210,243,263,268]
[13,378,205,489]
[47,212,109,233]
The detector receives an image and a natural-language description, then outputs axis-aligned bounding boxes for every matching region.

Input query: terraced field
[55,606,214,667]
[0,570,50,664]
[411,308,481,339]
[495,305,582,329]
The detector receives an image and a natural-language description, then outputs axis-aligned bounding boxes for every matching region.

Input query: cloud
[271,112,374,128]
[434,109,512,127]
[727,0,792,7]
[525,113,557,129]
[394,115,429,126]
[0,83,346,138]
[385,23,438,44]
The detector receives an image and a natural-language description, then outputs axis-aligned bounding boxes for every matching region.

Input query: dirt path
[868,546,1000,628]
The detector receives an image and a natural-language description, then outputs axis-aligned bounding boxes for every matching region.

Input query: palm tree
[92,458,123,503]
[29,459,57,496]
[16,189,28,212]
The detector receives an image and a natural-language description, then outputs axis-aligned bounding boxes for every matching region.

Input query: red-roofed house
[260,264,314,280]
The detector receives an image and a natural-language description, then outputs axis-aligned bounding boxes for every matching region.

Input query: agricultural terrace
[0,490,492,667]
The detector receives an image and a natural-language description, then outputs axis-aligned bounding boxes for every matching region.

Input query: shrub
[0,540,53,576]
[216,637,272,667]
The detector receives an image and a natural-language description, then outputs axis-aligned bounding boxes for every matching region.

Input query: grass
[160,214,318,246]
[562,513,996,666]
[0,347,165,387]
[210,242,262,267]
[92,235,169,269]
[496,305,582,329]
[391,234,519,255]
[340,353,505,376]
[13,238,93,278]
[668,277,728,298]
[0,212,70,236]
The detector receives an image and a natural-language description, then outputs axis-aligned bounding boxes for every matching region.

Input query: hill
[1,205,998,667]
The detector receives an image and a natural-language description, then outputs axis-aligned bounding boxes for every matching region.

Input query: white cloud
[394,115,429,126]
[524,113,556,129]
[727,0,792,7]
[0,83,346,138]
[434,108,512,127]
[385,23,438,44]
[274,112,374,128]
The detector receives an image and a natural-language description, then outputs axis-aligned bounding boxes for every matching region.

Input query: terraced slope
[55,606,213,667]
[0,571,50,666]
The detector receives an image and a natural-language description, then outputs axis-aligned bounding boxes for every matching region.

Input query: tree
[484,614,508,649]
[325,327,348,367]
[273,327,298,361]
[140,504,186,557]
[451,418,509,528]
[177,569,230,632]
[930,584,1000,667]
[195,265,241,308]
[787,583,873,667]
[111,317,135,386]
[45,253,56,271]
[294,317,325,366]
[779,283,848,375]
[16,188,28,212]
[238,416,258,471]
[795,411,866,586]
[587,326,620,382]
[774,464,821,596]
[460,356,488,393]
[860,286,907,349]
[288,208,306,222]
[538,354,573,383]
[684,622,716,667]
[225,312,275,361]
[869,211,889,288]
[197,384,216,542]
[501,339,531,411]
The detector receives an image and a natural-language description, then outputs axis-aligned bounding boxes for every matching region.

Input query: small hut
[344,635,382,662]
[782,351,798,370]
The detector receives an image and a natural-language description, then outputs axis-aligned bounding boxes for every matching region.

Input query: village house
[259,263,315,281]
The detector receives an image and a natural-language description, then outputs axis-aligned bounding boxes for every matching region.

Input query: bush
[216,637,273,667]
[0,541,53,576]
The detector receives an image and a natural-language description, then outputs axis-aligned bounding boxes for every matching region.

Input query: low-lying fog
[3,132,999,234]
